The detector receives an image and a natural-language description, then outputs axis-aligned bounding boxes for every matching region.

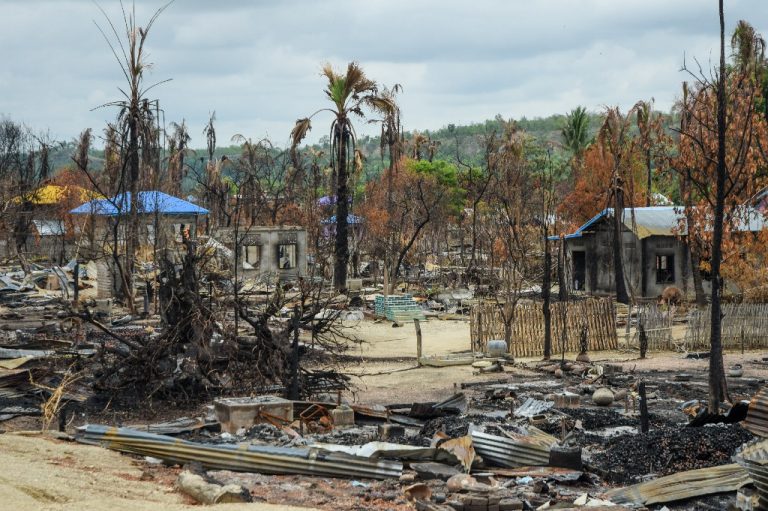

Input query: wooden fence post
[414,318,422,365]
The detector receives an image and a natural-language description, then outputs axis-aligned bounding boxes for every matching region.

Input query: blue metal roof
[70,191,208,216]
[548,208,609,241]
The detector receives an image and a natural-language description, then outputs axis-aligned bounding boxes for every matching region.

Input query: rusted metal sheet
[440,435,475,472]
[745,387,768,438]
[735,439,768,509]
[469,430,553,468]
[78,425,402,480]
[604,463,750,506]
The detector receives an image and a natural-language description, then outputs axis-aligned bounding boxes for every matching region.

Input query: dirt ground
[0,432,312,511]
[341,318,768,404]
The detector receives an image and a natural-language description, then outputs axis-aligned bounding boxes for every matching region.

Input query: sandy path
[339,317,768,404]
[345,317,472,359]
[0,433,313,511]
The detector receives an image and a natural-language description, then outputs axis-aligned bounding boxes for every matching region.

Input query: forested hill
[354,112,607,175]
[46,113,602,175]
[49,110,673,181]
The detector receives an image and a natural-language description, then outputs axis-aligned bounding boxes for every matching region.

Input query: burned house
[557,206,767,299]
[0,184,101,263]
[214,226,308,281]
[70,191,208,258]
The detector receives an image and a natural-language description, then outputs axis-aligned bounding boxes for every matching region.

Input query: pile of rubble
[59,357,768,511]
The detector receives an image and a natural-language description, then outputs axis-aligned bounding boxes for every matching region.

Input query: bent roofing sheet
[32,219,65,236]
[604,463,751,506]
[70,191,208,216]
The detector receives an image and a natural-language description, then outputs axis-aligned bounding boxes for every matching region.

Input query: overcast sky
[0,0,765,148]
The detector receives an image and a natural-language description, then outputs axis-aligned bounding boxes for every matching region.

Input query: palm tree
[168,120,191,195]
[290,62,396,290]
[731,20,766,81]
[561,106,591,161]
[94,0,172,310]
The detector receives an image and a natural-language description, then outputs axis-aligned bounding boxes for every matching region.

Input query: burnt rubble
[61,358,768,511]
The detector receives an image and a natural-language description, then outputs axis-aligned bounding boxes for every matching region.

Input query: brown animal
[659,286,683,306]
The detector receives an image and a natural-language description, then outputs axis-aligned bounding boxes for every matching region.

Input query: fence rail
[684,303,768,350]
[470,298,617,358]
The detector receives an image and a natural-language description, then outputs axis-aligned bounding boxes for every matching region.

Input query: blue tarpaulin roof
[70,191,208,216]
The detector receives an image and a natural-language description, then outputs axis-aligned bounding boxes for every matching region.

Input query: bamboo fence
[684,303,768,350]
[634,304,676,351]
[470,298,618,358]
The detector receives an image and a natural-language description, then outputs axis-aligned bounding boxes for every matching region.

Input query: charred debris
[2,254,768,510]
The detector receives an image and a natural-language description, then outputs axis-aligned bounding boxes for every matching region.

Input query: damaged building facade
[214,225,308,280]
[557,206,766,299]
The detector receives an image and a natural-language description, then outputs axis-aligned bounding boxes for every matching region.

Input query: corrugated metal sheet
[513,398,554,418]
[735,439,768,509]
[745,387,768,438]
[77,425,402,480]
[604,463,751,506]
[32,220,65,236]
[470,430,553,468]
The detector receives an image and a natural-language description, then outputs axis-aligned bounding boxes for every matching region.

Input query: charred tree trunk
[557,236,567,301]
[612,181,630,304]
[708,0,730,413]
[333,124,350,292]
[681,168,707,306]
[690,249,707,306]
[543,236,552,360]
[124,107,139,312]
[645,149,652,208]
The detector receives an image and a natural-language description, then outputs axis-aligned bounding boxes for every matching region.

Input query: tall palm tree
[731,20,768,123]
[168,120,191,195]
[290,62,396,290]
[95,0,172,310]
[561,106,591,161]
[731,20,766,81]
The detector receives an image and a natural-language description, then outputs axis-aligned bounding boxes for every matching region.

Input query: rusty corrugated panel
[77,425,402,480]
[745,387,768,438]
[470,430,553,468]
[734,439,768,509]
[604,463,751,506]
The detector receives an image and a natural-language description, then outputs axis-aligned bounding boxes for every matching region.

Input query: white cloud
[0,0,764,148]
